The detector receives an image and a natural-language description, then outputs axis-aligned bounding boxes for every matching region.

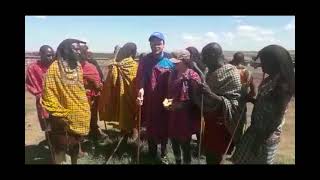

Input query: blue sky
[25,16,295,53]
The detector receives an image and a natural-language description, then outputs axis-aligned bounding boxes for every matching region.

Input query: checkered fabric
[41,60,91,136]
[205,64,242,128]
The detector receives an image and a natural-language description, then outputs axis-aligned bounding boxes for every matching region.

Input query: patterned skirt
[231,127,280,164]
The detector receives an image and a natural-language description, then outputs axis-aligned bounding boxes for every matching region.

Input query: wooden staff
[192,62,206,164]
[137,105,142,164]
[105,135,125,164]
[43,117,56,164]
[198,94,205,164]
[220,106,246,164]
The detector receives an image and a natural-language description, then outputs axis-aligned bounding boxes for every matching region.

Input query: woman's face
[175,61,188,73]
[261,56,279,76]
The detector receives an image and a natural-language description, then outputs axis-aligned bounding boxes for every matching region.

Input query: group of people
[26,31,295,165]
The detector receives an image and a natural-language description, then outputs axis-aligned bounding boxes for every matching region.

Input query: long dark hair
[258,45,295,96]
[186,46,206,72]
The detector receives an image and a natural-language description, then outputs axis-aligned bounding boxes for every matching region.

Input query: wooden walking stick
[43,117,56,164]
[137,105,142,164]
[191,62,207,164]
[198,94,205,164]
[105,135,125,164]
[220,106,246,164]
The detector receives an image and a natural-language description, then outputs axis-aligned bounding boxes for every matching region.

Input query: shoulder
[224,64,238,72]
[163,52,172,58]
[189,69,202,82]
[188,69,200,77]
[88,59,99,65]
[27,61,40,71]
[86,61,97,69]
[139,53,152,64]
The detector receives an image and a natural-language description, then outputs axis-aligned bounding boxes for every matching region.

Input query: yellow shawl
[98,57,138,131]
[41,60,91,135]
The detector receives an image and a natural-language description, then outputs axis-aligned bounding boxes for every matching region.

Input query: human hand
[136,88,144,106]
[199,82,212,95]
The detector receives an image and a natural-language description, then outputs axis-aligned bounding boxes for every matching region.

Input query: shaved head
[39,45,54,65]
[231,52,245,65]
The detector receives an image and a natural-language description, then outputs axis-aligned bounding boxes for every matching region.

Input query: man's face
[80,44,89,61]
[40,47,54,64]
[67,43,82,62]
[150,37,164,55]
[201,53,217,71]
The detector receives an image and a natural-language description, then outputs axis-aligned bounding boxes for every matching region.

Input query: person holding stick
[193,42,242,164]
[41,39,91,164]
[136,32,173,164]
[164,49,201,164]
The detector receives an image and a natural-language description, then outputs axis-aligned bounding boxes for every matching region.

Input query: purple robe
[136,52,174,144]
[167,69,201,142]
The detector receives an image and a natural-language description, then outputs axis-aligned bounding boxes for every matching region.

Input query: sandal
[160,155,169,165]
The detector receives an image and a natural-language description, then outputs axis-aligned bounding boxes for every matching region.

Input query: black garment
[171,138,191,164]
[88,96,100,138]
[205,151,222,164]
[148,139,168,159]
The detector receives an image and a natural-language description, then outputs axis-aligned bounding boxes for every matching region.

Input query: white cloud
[236,25,277,42]
[285,18,295,31]
[182,33,202,41]
[220,32,235,46]
[222,32,235,41]
[33,16,47,19]
[223,32,235,39]
[235,19,243,24]
[182,33,216,50]
[237,25,257,32]
[205,32,219,41]
[181,24,282,51]
[260,30,274,35]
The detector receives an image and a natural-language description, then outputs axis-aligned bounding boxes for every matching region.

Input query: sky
[25,16,295,53]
